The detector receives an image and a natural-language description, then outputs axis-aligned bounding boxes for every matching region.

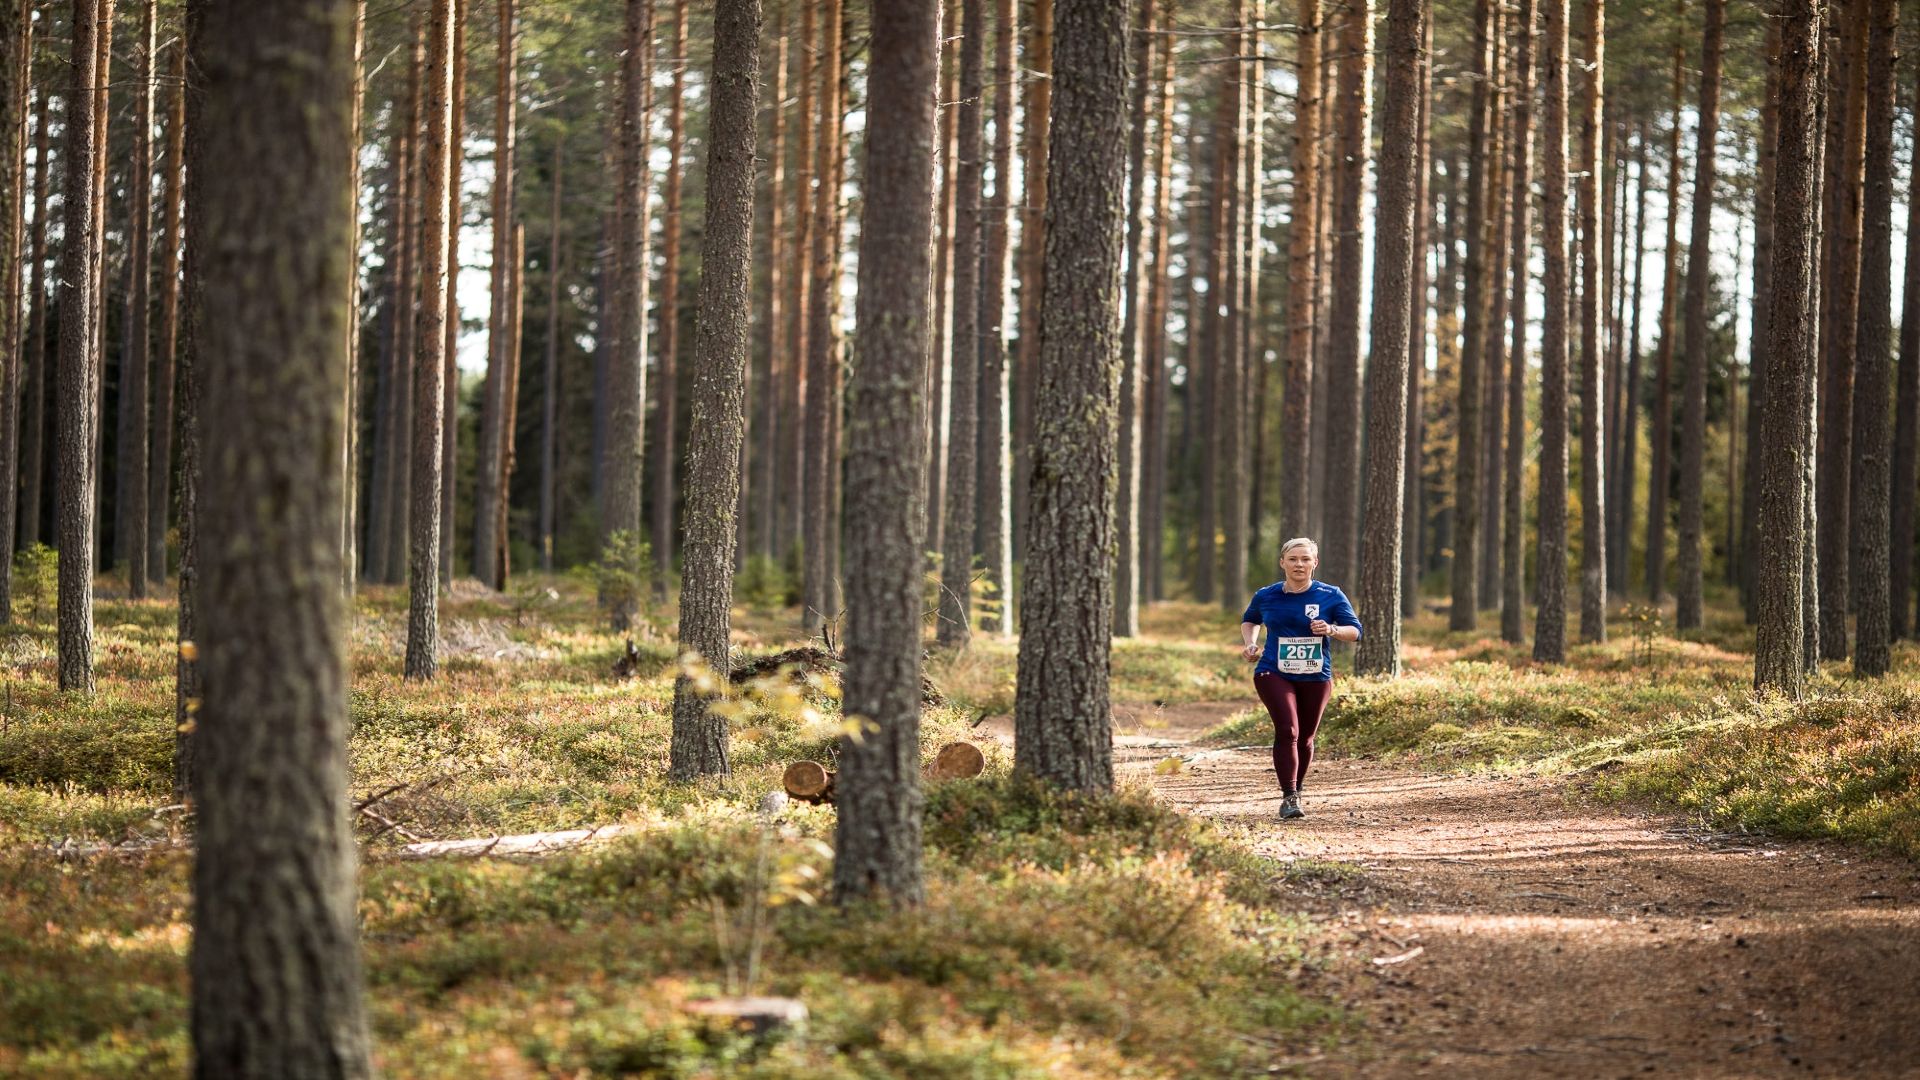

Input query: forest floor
[1079,700,1920,1078]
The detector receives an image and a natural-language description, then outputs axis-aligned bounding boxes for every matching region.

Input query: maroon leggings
[1254,674,1333,793]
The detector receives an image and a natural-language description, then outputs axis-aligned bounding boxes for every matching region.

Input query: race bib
[1273,636,1324,675]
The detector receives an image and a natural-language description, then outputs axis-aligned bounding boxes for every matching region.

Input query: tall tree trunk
[803,0,846,631]
[1114,0,1154,637]
[1755,0,1819,696]
[1744,24,1782,615]
[1893,55,1920,639]
[1012,0,1052,566]
[383,24,424,587]
[938,0,984,647]
[1243,3,1269,578]
[1195,82,1223,604]
[1282,0,1321,547]
[1013,0,1128,792]
[119,0,155,598]
[439,0,463,588]
[757,19,787,564]
[1575,0,1606,641]
[1614,124,1648,591]
[1218,0,1249,607]
[475,0,517,588]
[539,140,563,571]
[668,0,759,781]
[0,0,26,614]
[1323,0,1372,584]
[1674,0,1724,630]
[1354,0,1425,676]
[190,0,373,1072]
[1143,20,1176,601]
[603,0,653,630]
[835,0,933,904]
[1501,0,1535,645]
[782,0,813,564]
[978,0,1015,634]
[1645,33,1684,603]
[1848,0,1896,675]
[1478,1,1509,608]
[405,0,454,681]
[20,85,48,553]
[652,0,687,590]
[1402,7,1431,621]
[58,0,100,692]
[1532,0,1570,662]
[1803,16,1829,675]
[1816,0,1866,659]
[341,0,365,589]
[925,6,954,562]
[1450,0,1493,629]
[496,223,524,584]
[173,0,208,800]
[86,0,111,576]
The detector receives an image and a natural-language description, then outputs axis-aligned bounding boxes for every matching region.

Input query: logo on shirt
[1305,604,1320,619]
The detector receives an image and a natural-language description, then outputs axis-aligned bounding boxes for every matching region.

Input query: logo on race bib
[1305,604,1320,619]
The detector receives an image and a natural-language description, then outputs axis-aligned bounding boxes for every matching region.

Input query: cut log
[782,760,835,803]
[926,740,985,781]
[397,824,641,859]
[682,996,808,1040]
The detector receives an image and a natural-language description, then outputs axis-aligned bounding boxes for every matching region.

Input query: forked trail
[1106,702,1920,1078]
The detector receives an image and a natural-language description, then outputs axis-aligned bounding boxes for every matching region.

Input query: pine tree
[1501,0,1536,645]
[1847,0,1896,675]
[669,0,760,781]
[1450,0,1494,630]
[834,0,936,905]
[1014,0,1130,791]
[1816,0,1866,660]
[1893,57,1920,639]
[1754,0,1819,696]
[1674,0,1725,631]
[939,0,985,647]
[978,0,1016,635]
[1575,0,1606,641]
[1115,0,1154,637]
[653,0,688,590]
[1354,0,1427,676]
[1322,0,1372,583]
[57,0,102,692]
[476,0,519,588]
[603,0,653,631]
[1645,29,1684,603]
[1281,0,1322,546]
[190,0,372,1069]
[1532,0,1570,663]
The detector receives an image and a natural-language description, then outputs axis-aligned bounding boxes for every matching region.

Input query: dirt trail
[1105,701,1920,1078]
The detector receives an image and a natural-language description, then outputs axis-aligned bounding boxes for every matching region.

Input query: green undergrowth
[1200,601,1920,859]
[1,578,1341,1077]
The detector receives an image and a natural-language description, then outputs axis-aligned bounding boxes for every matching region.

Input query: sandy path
[1099,701,1920,1078]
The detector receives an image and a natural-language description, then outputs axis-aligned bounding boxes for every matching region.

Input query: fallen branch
[396,824,641,859]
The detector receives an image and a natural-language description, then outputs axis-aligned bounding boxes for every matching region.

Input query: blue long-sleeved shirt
[1240,580,1362,681]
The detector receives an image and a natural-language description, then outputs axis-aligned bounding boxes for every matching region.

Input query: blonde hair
[1280,537,1320,560]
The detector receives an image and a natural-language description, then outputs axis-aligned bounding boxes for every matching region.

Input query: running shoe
[1279,793,1305,820]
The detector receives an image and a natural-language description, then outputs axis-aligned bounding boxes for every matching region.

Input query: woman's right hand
[1241,642,1261,663]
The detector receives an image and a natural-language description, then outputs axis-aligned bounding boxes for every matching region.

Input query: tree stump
[781,760,835,803]
[926,740,985,781]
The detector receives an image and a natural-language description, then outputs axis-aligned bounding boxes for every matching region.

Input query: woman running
[1239,537,1362,820]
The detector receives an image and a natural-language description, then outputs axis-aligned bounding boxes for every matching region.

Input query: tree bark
[120,0,155,598]
[382,24,424,587]
[1847,0,1896,676]
[938,0,984,647]
[174,0,207,801]
[756,17,787,564]
[1674,0,1723,631]
[1114,0,1153,637]
[86,1,111,577]
[0,0,26,614]
[1575,0,1606,642]
[1894,55,1920,639]
[405,0,454,681]
[20,84,48,553]
[1645,33,1683,603]
[803,0,846,630]
[1143,17,1176,601]
[1402,6,1431,621]
[925,7,954,562]
[1218,0,1249,608]
[652,0,687,591]
[978,0,1015,634]
[57,0,100,692]
[1013,0,1129,791]
[1282,0,1322,548]
[1754,0,1818,696]
[1479,1,1509,608]
[475,0,517,588]
[1354,0,1425,676]
[1532,0,1570,662]
[539,139,562,571]
[1816,0,1866,659]
[1615,123,1648,592]
[834,0,934,906]
[1501,0,1535,645]
[604,0,652,630]
[1450,0,1493,630]
[438,0,463,588]
[1744,21,1782,616]
[190,0,373,1072]
[1322,0,1372,584]
[1012,0,1052,567]
[668,0,759,781]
